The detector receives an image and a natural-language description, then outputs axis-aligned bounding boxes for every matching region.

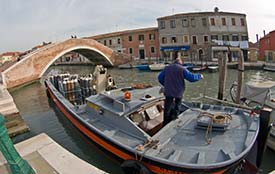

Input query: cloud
[1,0,275,53]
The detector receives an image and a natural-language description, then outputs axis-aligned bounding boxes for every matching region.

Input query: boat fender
[121,160,152,174]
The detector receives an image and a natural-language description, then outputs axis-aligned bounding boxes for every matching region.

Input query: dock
[0,84,29,137]
[0,133,108,174]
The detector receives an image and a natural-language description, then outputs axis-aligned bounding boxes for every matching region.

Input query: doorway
[139,49,145,59]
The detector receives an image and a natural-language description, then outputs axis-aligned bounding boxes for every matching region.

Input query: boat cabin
[86,86,165,137]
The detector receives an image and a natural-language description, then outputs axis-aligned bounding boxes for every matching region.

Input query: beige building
[0,52,20,64]
[157,8,249,62]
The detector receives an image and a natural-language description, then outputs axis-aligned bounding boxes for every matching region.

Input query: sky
[1,0,275,53]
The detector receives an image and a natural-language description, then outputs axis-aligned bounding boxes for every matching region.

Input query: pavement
[0,84,29,137]
[0,133,108,174]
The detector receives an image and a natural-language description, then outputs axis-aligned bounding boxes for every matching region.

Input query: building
[259,30,275,62]
[87,27,160,61]
[0,52,20,64]
[248,41,259,62]
[157,8,249,62]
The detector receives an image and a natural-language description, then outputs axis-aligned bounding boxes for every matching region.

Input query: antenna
[172,8,175,14]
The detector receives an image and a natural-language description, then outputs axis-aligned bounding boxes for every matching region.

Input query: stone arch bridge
[2,39,130,89]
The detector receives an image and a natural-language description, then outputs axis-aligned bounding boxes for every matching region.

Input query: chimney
[263,30,266,36]
[256,34,259,42]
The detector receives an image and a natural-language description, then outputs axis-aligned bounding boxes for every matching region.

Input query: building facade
[157,8,249,62]
[88,27,160,60]
[0,52,20,64]
[259,30,275,62]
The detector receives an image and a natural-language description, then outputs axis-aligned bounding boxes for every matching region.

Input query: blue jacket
[158,62,202,98]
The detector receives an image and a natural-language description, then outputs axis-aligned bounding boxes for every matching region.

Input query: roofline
[85,27,158,39]
[259,30,275,41]
[157,11,246,20]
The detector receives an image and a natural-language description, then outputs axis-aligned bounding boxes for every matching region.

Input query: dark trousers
[163,96,182,125]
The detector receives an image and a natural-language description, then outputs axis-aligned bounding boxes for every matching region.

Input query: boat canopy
[242,81,275,107]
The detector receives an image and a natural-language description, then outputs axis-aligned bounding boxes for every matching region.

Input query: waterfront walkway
[0,133,108,174]
[0,84,29,136]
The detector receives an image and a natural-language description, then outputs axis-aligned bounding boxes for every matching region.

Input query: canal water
[11,65,275,174]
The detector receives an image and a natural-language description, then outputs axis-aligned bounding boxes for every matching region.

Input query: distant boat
[190,65,207,72]
[136,64,150,71]
[263,64,275,72]
[149,63,166,71]
[207,65,219,73]
[183,63,195,70]
[118,63,134,69]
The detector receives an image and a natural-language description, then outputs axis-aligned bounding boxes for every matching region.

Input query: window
[170,20,176,28]
[202,18,207,26]
[182,18,189,27]
[139,35,144,41]
[232,35,239,41]
[149,34,155,40]
[222,18,226,25]
[210,18,215,26]
[162,37,167,44]
[192,36,197,44]
[240,18,245,26]
[117,38,121,44]
[128,35,132,41]
[211,35,218,41]
[104,40,107,45]
[183,35,189,43]
[191,18,196,27]
[129,48,133,54]
[160,21,165,29]
[151,47,155,53]
[109,39,112,45]
[231,18,236,26]
[204,35,209,42]
[117,50,121,53]
[222,35,229,41]
[241,35,248,41]
[171,37,177,43]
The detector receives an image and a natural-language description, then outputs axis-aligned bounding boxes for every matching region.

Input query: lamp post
[0,114,36,174]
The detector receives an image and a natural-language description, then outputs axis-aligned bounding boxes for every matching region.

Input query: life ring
[121,160,152,174]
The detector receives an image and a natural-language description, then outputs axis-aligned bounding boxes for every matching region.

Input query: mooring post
[0,114,36,174]
[236,50,244,104]
[218,52,227,100]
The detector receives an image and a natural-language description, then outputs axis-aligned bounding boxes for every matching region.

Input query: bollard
[0,114,36,174]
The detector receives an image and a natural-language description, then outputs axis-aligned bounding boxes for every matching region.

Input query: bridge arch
[40,46,113,77]
[2,39,130,89]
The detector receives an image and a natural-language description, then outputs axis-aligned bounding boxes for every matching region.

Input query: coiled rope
[197,112,232,144]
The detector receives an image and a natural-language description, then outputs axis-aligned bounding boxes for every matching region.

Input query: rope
[135,140,159,161]
[197,112,232,144]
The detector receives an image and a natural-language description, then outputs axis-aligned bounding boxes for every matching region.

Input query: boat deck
[147,108,256,165]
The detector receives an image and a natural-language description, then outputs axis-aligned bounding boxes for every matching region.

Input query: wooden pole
[236,50,244,104]
[218,52,227,100]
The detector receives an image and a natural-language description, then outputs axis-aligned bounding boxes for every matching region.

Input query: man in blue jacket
[158,57,203,126]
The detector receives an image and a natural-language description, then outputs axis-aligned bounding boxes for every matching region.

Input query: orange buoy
[124,91,131,101]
